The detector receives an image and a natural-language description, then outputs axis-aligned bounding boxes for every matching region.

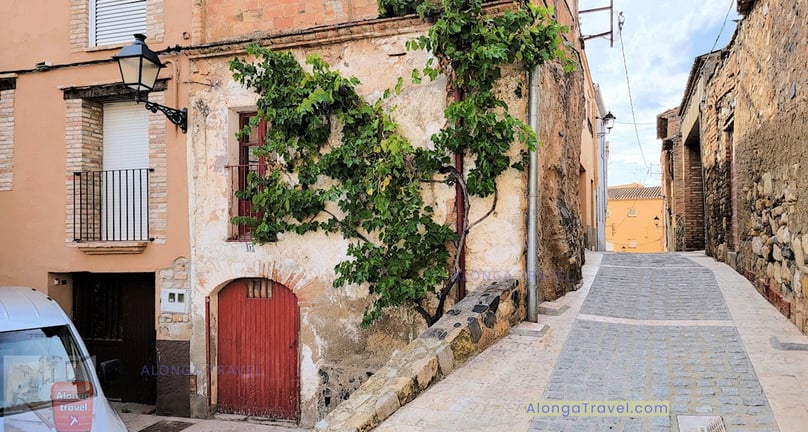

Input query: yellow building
[606,184,664,252]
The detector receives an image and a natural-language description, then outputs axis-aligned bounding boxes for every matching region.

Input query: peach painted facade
[0,0,193,415]
[605,184,664,253]
[2,0,604,425]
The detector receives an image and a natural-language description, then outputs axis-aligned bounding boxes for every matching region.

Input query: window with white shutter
[102,102,149,240]
[89,0,146,47]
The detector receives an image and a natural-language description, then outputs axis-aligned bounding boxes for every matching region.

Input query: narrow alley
[371,251,808,432]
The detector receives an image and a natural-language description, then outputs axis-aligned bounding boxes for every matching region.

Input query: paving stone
[529,253,779,432]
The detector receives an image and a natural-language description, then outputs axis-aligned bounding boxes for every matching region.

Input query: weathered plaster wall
[196,0,379,44]
[314,279,524,432]
[186,27,532,425]
[700,0,808,332]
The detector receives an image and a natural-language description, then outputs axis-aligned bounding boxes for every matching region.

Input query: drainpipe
[452,87,466,301]
[527,66,541,322]
[205,296,211,414]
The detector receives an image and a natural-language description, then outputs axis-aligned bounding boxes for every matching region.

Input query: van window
[0,326,95,416]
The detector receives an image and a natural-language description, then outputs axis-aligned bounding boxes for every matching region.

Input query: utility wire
[616,12,650,172]
[615,121,656,126]
[710,0,736,52]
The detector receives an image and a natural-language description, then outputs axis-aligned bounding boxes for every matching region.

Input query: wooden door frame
[212,277,301,420]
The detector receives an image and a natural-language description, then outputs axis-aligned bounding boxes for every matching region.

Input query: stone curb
[314,279,524,432]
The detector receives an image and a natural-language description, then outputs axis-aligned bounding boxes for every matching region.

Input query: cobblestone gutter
[314,279,523,431]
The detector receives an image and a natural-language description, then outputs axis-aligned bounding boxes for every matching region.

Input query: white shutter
[102,102,149,240]
[103,102,148,170]
[90,0,147,47]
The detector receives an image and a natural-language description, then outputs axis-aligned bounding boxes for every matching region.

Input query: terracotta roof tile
[608,185,662,201]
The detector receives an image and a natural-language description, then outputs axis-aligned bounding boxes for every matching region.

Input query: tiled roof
[608,185,662,201]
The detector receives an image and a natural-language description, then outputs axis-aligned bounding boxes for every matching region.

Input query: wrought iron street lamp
[114,34,187,133]
[601,111,616,131]
[596,112,616,137]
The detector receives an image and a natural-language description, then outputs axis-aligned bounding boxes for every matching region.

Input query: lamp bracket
[143,101,188,133]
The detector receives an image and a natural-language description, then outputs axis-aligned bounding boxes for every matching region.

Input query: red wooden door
[218,278,299,419]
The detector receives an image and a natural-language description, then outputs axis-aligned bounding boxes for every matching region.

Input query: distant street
[375,251,808,432]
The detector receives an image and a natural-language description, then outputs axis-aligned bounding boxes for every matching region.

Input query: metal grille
[73,168,152,242]
[227,164,268,241]
[246,279,272,299]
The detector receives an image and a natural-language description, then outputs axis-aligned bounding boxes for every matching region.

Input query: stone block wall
[185,4,587,423]
[536,61,586,300]
[700,47,738,260]
[314,279,523,432]
[658,108,684,251]
[697,0,808,332]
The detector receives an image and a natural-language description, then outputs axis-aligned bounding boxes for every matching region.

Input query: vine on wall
[229,0,573,327]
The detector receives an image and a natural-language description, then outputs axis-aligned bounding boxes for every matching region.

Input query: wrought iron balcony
[228,164,268,241]
[73,168,153,242]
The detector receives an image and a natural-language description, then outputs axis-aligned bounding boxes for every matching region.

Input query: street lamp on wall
[654,216,660,228]
[597,111,616,136]
[113,34,187,133]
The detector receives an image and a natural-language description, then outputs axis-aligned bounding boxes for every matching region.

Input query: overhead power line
[615,121,656,126]
[710,0,736,52]
[616,12,650,171]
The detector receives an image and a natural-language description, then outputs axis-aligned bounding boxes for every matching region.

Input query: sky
[578,0,740,187]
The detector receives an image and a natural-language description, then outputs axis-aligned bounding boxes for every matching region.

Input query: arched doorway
[217,278,299,419]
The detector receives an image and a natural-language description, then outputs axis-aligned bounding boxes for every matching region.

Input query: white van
[0,286,127,431]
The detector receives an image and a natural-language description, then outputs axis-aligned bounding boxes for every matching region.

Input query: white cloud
[579,0,739,186]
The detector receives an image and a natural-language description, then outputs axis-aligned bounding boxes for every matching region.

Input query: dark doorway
[73,272,156,404]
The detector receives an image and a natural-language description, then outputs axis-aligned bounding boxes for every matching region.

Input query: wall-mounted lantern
[113,34,187,133]
[654,215,660,228]
[597,111,616,137]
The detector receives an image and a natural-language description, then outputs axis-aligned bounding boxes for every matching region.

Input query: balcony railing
[73,168,153,242]
[228,164,267,241]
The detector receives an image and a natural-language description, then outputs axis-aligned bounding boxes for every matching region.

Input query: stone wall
[700,46,738,261]
[696,0,808,332]
[314,279,523,432]
[536,62,586,300]
[185,5,587,425]
[658,108,685,252]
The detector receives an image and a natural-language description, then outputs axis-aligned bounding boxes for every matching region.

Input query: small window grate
[246,279,272,299]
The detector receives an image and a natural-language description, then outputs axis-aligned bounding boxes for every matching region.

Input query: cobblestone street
[531,253,776,431]
[376,252,808,432]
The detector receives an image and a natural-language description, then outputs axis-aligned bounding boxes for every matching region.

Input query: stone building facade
[673,0,808,332]
[183,0,593,426]
[2,0,601,426]
[658,107,683,251]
